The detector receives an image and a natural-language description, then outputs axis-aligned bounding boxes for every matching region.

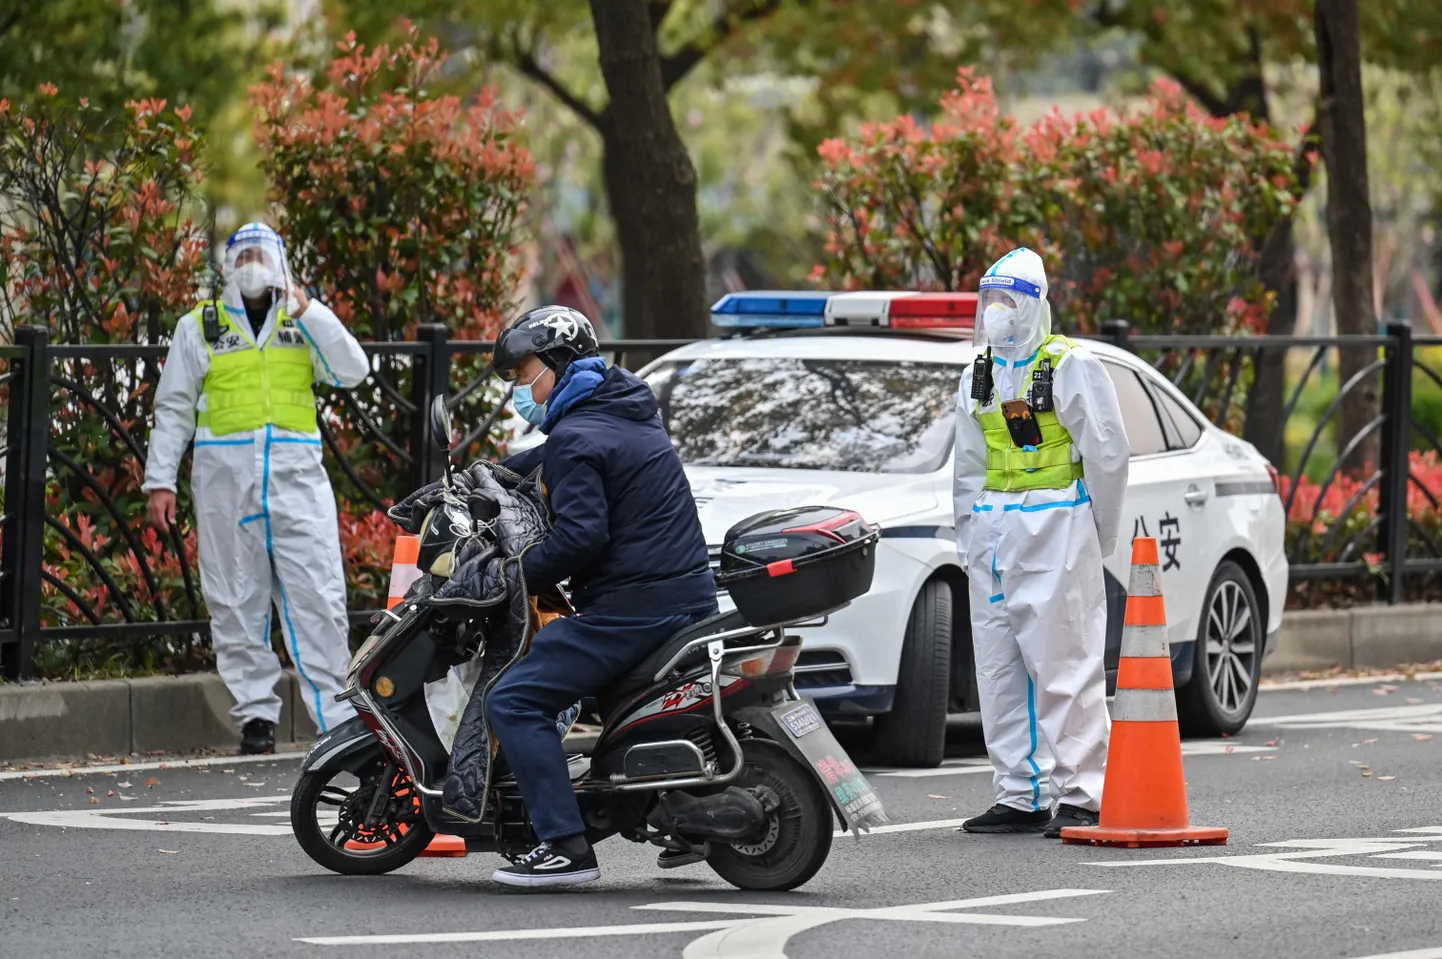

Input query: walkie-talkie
[970,348,994,404]
[201,303,221,344]
[1030,357,1054,412]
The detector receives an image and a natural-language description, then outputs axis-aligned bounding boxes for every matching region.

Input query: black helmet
[491,305,600,381]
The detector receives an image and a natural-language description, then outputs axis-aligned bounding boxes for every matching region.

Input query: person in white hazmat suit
[952,247,1130,837]
[143,223,369,755]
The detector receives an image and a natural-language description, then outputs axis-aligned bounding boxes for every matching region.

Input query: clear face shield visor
[223,226,292,303]
[973,276,1048,358]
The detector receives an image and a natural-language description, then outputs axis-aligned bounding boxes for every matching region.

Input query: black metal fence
[1,321,1438,680]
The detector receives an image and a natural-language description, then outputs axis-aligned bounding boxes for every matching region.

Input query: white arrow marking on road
[4,796,292,835]
[298,888,1108,952]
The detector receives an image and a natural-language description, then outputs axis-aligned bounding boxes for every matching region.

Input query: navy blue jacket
[503,365,716,617]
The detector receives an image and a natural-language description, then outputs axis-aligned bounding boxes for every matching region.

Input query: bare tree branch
[658,0,788,91]
[508,30,606,131]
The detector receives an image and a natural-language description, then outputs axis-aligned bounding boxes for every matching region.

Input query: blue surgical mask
[512,370,548,425]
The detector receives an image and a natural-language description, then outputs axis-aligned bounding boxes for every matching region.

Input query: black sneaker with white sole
[239,719,275,756]
[1042,803,1099,838]
[492,838,600,888]
[961,803,1053,833]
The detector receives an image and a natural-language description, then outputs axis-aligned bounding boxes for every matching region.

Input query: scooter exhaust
[650,786,780,842]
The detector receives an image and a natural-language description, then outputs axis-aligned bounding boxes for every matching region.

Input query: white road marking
[1343,948,1442,959]
[1254,703,1442,735]
[5,796,292,835]
[835,818,967,836]
[1260,672,1442,692]
[300,889,1108,952]
[1090,829,1442,881]
[299,920,747,946]
[0,751,307,781]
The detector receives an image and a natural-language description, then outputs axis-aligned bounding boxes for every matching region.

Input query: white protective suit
[142,224,369,733]
[952,248,1130,813]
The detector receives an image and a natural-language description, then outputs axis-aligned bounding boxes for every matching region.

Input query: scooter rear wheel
[291,749,435,875]
[706,738,833,891]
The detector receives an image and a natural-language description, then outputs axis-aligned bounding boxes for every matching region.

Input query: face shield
[222,223,292,308]
[973,272,1051,363]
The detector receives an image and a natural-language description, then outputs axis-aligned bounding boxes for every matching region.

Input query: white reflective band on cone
[1119,624,1171,659]
[1111,688,1179,723]
[1127,564,1163,597]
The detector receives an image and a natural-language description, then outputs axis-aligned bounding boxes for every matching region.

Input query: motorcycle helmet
[491,305,600,381]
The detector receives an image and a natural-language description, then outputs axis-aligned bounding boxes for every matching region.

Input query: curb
[1261,603,1442,677]
[0,670,600,764]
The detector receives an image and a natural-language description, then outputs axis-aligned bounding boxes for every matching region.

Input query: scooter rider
[484,306,719,887]
[953,248,1130,837]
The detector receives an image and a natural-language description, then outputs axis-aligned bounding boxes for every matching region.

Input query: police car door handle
[1184,487,1208,506]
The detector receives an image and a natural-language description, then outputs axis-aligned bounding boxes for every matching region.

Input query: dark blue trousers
[486,608,714,842]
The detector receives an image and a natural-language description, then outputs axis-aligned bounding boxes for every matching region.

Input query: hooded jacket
[505,361,716,617]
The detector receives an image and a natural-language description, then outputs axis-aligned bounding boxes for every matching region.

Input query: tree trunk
[590,0,708,347]
[1245,221,1298,470]
[1315,0,1379,475]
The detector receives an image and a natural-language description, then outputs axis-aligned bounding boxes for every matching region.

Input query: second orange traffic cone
[387,535,422,609]
[1061,537,1229,848]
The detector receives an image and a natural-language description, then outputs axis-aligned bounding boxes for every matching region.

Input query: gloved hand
[387,462,492,533]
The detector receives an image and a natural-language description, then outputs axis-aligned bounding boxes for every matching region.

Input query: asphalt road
[4,677,1442,959]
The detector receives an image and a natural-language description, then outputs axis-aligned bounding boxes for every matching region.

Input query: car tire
[872,578,953,768]
[1176,560,1263,737]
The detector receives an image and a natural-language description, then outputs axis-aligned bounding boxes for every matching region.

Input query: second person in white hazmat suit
[953,247,1130,837]
[143,223,369,754]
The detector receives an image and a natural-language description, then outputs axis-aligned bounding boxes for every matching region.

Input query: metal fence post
[409,324,451,490]
[1377,321,1412,605]
[1,326,51,679]
[1101,320,1132,353]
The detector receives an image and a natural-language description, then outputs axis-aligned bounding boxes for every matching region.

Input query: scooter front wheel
[291,748,435,875]
[706,738,834,891]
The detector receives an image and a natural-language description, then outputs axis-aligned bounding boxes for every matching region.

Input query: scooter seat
[598,609,751,719]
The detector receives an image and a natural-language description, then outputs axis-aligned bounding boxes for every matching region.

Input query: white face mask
[235,262,275,299]
[982,302,1019,348]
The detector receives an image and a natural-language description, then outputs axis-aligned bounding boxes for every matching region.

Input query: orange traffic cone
[387,535,422,609]
[1061,537,1229,848]
[418,834,467,857]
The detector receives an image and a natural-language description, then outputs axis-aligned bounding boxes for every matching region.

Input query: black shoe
[492,838,600,888]
[657,845,707,869]
[239,719,275,756]
[1043,803,1099,838]
[961,803,1053,833]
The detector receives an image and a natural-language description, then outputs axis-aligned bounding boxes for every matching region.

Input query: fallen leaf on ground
[144,777,160,787]
[117,781,132,788]
[1362,771,1373,777]
[1407,698,1423,704]
[200,816,215,821]
[1373,689,1391,695]
[158,849,178,854]
[1263,740,1279,747]
[1225,746,1235,754]
[1377,776,1397,781]
[1350,761,1370,768]
[927,794,949,800]
[242,781,266,788]
[86,786,94,794]
[105,791,115,798]
[88,797,99,805]
[1414,734,1433,742]
[118,794,137,801]
[221,769,234,774]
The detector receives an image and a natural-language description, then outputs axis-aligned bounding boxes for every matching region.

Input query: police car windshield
[645,357,961,474]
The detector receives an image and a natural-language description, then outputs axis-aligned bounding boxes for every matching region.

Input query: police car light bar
[822,291,977,330]
[710,291,830,328]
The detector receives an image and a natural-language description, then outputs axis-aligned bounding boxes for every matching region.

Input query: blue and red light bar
[710,290,977,330]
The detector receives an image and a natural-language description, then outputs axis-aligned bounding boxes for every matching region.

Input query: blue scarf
[539,357,608,434]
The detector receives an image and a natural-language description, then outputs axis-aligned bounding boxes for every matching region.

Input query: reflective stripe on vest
[976,335,1086,492]
[196,301,317,436]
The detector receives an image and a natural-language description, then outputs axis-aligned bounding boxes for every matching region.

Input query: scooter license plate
[768,700,887,832]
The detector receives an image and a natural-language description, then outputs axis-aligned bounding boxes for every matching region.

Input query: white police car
[631,290,1287,768]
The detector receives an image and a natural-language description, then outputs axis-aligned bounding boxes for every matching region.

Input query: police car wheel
[1176,560,1262,737]
[872,578,953,768]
